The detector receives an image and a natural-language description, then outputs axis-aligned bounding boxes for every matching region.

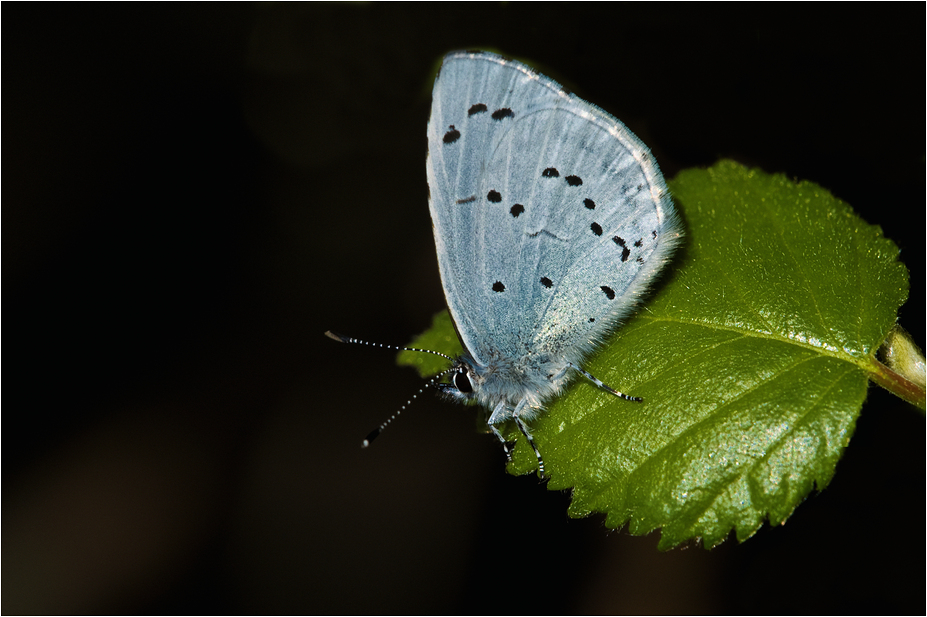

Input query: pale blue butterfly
[328,51,681,477]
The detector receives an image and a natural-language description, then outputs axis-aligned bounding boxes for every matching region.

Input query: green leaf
[398,160,914,549]
[397,310,463,377]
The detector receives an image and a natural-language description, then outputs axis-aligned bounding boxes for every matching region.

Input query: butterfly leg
[511,398,546,479]
[489,424,513,460]
[569,363,642,402]
[488,401,515,461]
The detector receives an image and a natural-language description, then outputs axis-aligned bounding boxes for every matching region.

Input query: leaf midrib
[634,313,874,368]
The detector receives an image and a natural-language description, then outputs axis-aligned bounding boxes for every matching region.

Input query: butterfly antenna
[324,331,456,446]
[360,367,456,447]
[324,330,455,361]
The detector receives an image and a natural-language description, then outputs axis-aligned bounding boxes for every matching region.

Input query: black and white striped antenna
[324,331,455,447]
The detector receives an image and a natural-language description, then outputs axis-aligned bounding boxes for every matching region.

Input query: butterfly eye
[453,367,473,393]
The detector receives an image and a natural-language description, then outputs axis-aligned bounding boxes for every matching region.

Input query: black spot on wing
[540,277,553,288]
[565,175,582,186]
[491,108,514,120]
[613,236,630,262]
[583,198,596,210]
[468,104,487,116]
[542,167,559,178]
[600,286,615,300]
[634,238,643,247]
[510,204,525,217]
[492,281,505,292]
[443,126,460,144]
[590,222,603,236]
[487,190,502,203]
[526,229,567,241]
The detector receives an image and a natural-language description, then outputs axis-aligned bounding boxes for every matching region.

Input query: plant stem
[867,357,926,412]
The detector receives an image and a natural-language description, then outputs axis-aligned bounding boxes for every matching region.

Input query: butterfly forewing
[427,53,564,359]
[427,51,678,369]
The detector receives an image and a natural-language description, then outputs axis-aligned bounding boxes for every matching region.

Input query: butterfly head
[436,357,479,403]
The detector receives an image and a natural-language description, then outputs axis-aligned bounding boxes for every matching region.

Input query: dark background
[5,4,924,614]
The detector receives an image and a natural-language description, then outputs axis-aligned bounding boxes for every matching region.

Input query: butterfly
[329,51,681,477]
